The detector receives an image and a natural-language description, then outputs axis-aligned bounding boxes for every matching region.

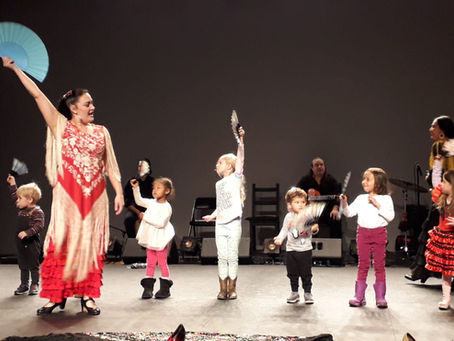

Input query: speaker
[201,237,250,258]
[312,238,342,259]
[122,238,146,264]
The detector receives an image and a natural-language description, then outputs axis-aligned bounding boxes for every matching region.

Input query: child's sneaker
[286,291,300,304]
[14,284,29,295]
[304,292,314,304]
[29,284,39,295]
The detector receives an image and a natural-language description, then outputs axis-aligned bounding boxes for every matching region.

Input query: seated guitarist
[297,157,342,238]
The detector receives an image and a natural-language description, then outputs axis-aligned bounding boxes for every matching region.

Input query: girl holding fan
[131,177,175,299]
[203,113,246,300]
[340,168,394,308]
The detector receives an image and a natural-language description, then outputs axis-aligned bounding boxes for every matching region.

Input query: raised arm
[235,127,245,175]
[132,186,153,209]
[2,57,59,135]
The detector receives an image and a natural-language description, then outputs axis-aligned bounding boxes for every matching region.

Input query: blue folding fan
[0,22,49,82]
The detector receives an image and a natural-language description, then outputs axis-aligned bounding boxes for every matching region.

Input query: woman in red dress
[2,57,124,315]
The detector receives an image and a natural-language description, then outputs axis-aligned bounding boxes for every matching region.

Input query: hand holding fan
[10,157,28,177]
[337,171,352,219]
[231,110,242,144]
[0,22,49,82]
[290,202,326,239]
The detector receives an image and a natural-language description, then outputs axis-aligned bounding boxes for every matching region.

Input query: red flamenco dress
[425,184,454,276]
[40,114,121,303]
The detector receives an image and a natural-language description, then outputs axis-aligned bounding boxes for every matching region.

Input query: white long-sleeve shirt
[133,187,174,250]
[343,194,394,228]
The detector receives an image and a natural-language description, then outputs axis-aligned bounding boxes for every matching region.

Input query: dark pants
[411,206,439,272]
[16,237,40,286]
[286,250,312,293]
[124,211,139,238]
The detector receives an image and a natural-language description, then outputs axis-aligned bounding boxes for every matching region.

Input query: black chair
[188,197,216,237]
[181,197,216,258]
[246,184,280,253]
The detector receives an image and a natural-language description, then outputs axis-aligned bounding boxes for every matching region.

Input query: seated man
[297,157,342,238]
[123,158,154,238]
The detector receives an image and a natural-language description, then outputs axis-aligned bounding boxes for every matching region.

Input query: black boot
[155,277,173,299]
[140,277,156,299]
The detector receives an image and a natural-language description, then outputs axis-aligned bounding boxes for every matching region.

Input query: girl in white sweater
[131,177,175,300]
[203,127,246,300]
[340,168,394,308]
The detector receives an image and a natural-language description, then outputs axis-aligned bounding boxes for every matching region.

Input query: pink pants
[356,226,387,282]
[146,246,169,278]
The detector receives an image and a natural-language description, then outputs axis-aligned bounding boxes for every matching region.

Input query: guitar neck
[308,194,338,202]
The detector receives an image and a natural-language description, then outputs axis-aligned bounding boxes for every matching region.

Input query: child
[131,177,175,299]
[6,175,44,296]
[203,127,246,300]
[274,187,319,304]
[425,159,454,310]
[340,168,394,308]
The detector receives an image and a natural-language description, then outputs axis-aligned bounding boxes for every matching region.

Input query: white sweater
[343,194,394,228]
[133,188,174,250]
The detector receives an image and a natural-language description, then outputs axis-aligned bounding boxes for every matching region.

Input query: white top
[215,172,243,224]
[276,212,313,252]
[343,194,394,228]
[133,188,174,250]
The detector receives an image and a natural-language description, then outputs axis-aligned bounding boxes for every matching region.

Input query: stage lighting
[180,236,200,254]
[263,238,280,254]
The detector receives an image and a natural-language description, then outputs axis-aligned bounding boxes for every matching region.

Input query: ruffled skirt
[40,240,104,303]
[425,227,454,276]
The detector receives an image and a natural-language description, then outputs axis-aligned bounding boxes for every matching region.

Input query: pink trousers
[356,226,387,282]
[146,246,169,278]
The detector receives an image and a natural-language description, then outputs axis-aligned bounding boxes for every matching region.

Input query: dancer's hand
[238,127,245,143]
[2,57,15,69]
[130,179,139,189]
[447,217,454,226]
[368,193,380,209]
[274,237,283,246]
[311,224,319,234]
[114,194,124,215]
[18,231,27,239]
[6,175,16,186]
[339,194,348,208]
[202,215,215,222]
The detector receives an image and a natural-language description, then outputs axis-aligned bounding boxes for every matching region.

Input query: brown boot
[228,277,237,300]
[217,277,228,300]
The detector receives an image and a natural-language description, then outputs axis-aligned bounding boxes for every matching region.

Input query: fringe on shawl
[43,184,109,282]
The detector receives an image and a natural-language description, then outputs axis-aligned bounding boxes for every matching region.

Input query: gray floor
[0,263,453,341]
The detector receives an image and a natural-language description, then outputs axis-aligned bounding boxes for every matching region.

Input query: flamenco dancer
[2,57,124,315]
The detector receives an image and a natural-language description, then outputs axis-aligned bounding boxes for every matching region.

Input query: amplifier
[312,238,342,258]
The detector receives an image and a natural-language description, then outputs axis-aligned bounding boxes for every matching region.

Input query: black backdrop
[1,0,454,256]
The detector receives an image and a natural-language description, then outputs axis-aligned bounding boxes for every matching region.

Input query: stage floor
[0,263,452,341]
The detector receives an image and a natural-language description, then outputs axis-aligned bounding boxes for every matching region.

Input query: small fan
[0,22,49,82]
[337,171,352,219]
[231,110,242,144]
[10,158,28,177]
[290,202,326,239]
